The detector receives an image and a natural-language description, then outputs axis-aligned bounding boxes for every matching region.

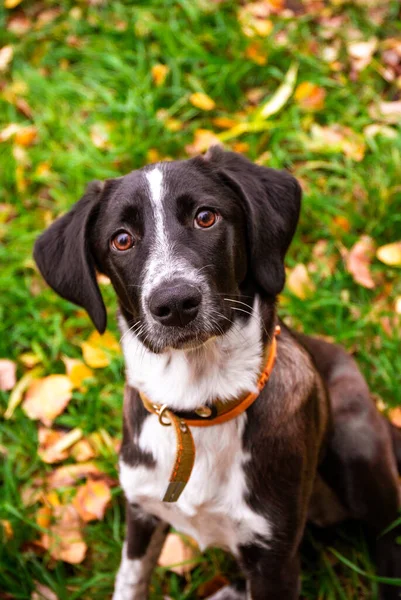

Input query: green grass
[1,0,401,598]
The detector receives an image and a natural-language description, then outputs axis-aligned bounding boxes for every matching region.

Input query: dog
[34,147,401,599]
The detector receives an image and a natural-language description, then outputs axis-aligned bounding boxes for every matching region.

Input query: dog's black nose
[148,282,202,327]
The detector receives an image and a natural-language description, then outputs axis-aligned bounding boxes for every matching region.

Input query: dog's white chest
[119,413,271,555]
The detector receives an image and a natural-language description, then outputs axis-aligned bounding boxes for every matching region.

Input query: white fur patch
[118,297,272,556]
[142,167,200,309]
[119,298,264,411]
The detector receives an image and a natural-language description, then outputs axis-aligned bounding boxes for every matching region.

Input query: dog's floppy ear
[33,180,107,333]
[203,147,301,298]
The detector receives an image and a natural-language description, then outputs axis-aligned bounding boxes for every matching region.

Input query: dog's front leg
[113,502,169,600]
[240,544,300,600]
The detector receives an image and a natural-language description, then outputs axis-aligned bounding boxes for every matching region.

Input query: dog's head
[34,148,301,352]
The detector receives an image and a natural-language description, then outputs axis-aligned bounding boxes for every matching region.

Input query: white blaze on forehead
[143,166,201,303]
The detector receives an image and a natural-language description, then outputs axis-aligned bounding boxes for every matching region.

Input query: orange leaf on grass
[71,439,95,462]
[22,375,72,426]
[346,236,376,289]
[73,479,111,522]
[189,92,216,111]
[158,533,200,575]
[294,82,326,110]
[151,63,169,86]
[389,407,401,428]
[38,427,83,464]
[186,130,221,156]
[47,462,103,489]
[14,125,38,147]
[39,504,87,564]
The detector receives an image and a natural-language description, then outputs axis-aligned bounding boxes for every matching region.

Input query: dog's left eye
[194,209,219,229]
[111,231,135,251]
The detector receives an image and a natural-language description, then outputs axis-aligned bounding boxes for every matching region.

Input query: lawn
[1,0,401,598]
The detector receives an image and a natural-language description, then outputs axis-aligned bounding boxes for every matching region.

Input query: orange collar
[140,325,280,502]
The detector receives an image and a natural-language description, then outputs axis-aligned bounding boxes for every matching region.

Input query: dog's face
[34,148,301,352]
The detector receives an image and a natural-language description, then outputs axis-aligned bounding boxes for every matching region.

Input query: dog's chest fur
[118,304,273,555]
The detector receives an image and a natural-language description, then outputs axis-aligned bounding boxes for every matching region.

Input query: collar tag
[141,326,280,502]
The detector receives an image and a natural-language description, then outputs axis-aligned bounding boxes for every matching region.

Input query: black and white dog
[34,148,401,599]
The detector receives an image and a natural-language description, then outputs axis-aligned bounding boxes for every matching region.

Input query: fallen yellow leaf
[4,0,23,7]
[73,479,111,522]
[81,330,119,368]
[22,375,73,426]
[286,264,316,300]
[189,92,216,111]
[376,242,401,267]
[346,236,375,289]
[63,357,93,389]
[151,63,169,86]
[389,407,401,428]
[5,368,41,419]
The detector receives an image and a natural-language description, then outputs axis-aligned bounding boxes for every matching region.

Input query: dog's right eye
[111,231,135,251]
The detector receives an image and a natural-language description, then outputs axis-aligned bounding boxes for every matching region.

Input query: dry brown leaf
[189,92,216,111]
[370,101,401,124]
[286,264,316,300]
[0,359,16,391]
[346,236,376,289]
[0,45,13,72]
[158,533,200,575]
[23,375,73,426]
[14,125,38,147]
[63,357,93,389]
[38,428,83,464]
[39,504,87,564]
[31,582,58,600]
[197,575,230,598]
[151,63,169,86]
[186,130,221,156]
[348,38,377,71]
[71,439,95,462]
[306,124,365,161]
[73,479,111,522]
[47,462,103,489]
[376,242,401,267]
[294,82,326,110]
[7,14,31,35]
